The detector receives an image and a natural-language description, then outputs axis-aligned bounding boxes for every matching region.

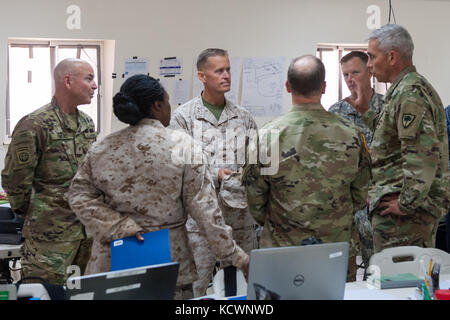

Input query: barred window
[6,39,102,140]
[316,43,387,110]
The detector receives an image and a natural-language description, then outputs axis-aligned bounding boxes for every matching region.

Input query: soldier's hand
[241,255,250,282]
[379,194,407,216]
[136,232,144,242]
[218,168,233,184]
[346,83,370,115]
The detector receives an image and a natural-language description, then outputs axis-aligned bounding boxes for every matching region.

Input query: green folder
[367,273,424,289]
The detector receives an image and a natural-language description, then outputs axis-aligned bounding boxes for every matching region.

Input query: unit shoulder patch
[402,114,416,128]
[15,147,32,165]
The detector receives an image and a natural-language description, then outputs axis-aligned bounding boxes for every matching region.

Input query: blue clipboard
[110,229,171,271]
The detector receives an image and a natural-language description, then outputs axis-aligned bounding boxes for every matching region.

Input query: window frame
[317,43,372,102]
[5,38,103,142]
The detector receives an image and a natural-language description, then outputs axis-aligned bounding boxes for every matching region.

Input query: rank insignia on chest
[402,114,416,128]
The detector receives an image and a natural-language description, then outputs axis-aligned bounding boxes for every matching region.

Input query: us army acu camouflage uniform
[1,97,96,284]
[170,96,258,296]
[329,92,383,148]
[242,103,372,281]
[362,66,450,253]
[329,92,383,277]
[68,119,248,300]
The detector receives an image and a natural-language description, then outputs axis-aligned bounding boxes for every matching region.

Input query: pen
[428,259,433,276]
[424,279,432,300]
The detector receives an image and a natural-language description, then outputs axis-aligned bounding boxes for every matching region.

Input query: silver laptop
[247,242,349,300]
[65,262,179,300]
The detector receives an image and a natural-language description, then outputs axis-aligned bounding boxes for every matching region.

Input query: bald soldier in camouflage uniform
[170,48,258,297]
[1,59,98,284]
[353,25,450,253]
[68,74,249,300]
[329,51,383,279]
[242,55,372,281]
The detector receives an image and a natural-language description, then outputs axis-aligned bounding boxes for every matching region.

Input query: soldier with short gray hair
[1,58,98,284]
[352,24,450,253]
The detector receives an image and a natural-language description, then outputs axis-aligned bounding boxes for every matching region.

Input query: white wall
[1,0,450,184]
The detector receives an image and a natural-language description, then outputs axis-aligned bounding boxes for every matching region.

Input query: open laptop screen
[247,242,349,300]
[65,262,179,300]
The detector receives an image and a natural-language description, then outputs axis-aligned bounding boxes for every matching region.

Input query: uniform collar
[51,97,85,132]
[194,95,238,126]
[291,103,325,112]
[385,65,417,101]
[137,118,165,128]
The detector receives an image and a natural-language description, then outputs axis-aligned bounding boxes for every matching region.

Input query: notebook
[246,242,349,300]
[65,262,179,300]
[110,229,171,271]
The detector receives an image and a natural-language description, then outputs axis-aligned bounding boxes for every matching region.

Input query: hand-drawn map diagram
[241,56,286,117]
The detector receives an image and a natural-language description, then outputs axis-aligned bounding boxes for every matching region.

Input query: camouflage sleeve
[182,149,248,270]
[396,95,440,214]
[169,109,190,133]
[241,131,270,226]
[247,114,258,132]
[242,163,269,226]
[68,153,143,243]
[350,133,372,213]
[1,117,43,216]
[361,108,379,132]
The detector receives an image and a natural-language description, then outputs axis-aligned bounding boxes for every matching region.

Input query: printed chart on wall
[173,79,191,106]
[192,57,241,105]
[241,56,286,117]
[124,58,149,79]
[159,57,183,77]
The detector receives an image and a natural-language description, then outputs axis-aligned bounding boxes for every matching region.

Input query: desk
[344,274,450,300]
[196,275,450,300]
[344,281,415,300]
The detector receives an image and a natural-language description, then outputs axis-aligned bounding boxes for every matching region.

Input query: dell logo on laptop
[293,274,305,286]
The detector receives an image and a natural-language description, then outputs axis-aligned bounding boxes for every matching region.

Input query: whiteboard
[241,56,286,117]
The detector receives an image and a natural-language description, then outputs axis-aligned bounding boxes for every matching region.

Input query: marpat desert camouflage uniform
[329,92,383,277]
[1,98,96,284]
[362,66,450,252]
[68,119,248,299]
[242,103,372,281]
[170,96,258,296]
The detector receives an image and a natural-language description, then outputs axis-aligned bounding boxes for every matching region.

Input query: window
[316,44,387,110]
[6,39,102,139]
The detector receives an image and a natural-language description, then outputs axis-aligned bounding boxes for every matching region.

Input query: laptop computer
[246,242,349,300]
[65,262,179,300]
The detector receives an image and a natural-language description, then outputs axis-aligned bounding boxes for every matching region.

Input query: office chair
[368,246,450,277]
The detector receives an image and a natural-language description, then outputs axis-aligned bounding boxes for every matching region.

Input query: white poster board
[241,56,286,117]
